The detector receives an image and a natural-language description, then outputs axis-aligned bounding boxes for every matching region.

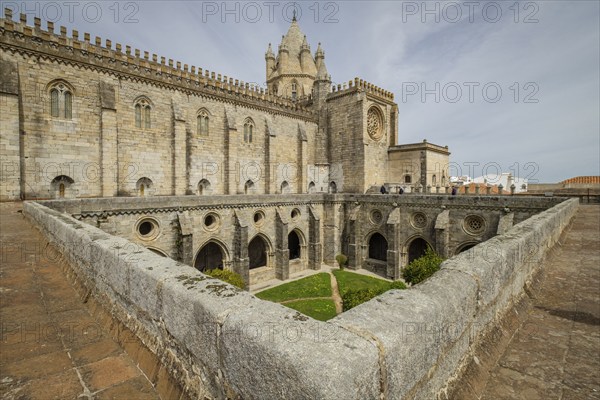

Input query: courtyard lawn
[255,273,332,302]
[332,269,393,295]
[283,299,338,321]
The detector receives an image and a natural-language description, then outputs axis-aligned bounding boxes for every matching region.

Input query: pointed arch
[288,228,306,261]
[133,96,153,129]
[455,242,479,255]
[244,179,255,194]
[248,233,273,269]
[197,108,210,136]
[47,79,74,119]
[308,181,316,194]
[406,236,432,264]
[280,181,290,194]
[50,175,74,199]
[329,181,337,193]
[243,117,255,143]
[136,177,153,197]
[198,179,211,195]
[194,239,231,272]
[147,247,168,257]
[367,231,388,262]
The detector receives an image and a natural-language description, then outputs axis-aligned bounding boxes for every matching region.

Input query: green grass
[255,273,332,302]
[283,299,338,321]
[332,269,393,295]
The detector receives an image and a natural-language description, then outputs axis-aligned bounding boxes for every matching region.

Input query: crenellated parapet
[0,9,315,120]
[328,77,395,103]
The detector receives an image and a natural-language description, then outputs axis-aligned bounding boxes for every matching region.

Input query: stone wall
[24,196,578,399]
[37,194,567,284]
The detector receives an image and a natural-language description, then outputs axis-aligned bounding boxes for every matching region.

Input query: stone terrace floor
[0,202,598,399]
[0,202,159,400]
[481,204,600,399]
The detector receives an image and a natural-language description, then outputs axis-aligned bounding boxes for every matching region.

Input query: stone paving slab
[481,205,600,399]
[0,202,159,400]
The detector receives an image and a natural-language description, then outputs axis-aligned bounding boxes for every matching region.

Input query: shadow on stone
[536,306,600,326]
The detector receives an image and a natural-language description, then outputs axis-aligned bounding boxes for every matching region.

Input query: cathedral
[0,10,449,201]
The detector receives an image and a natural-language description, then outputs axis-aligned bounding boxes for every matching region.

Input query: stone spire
[315,43,329,81]
[265,43,275,59]
[266,19,318,96]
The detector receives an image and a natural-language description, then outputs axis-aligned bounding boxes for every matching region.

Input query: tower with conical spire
[265,17,323,99]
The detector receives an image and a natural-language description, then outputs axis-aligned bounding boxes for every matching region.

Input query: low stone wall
[332,198,579,399]
[24,198,578,399]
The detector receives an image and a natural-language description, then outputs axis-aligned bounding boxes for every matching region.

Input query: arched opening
[51,175,74,199]
[148,248,168,257]
[198,179,211,195]
[308,181,316,194]
[329,181,337,193]
[288,230,301,260]
[456,242,478,254]
[432,175,437,186]
[195,242,225,272]
[244,180,254,194]
[136,177,153,197]
[368,233,388,261]
[404,175,412,184]
[248,236,268,269]
[280,181,290,194]
[408,237,429,264]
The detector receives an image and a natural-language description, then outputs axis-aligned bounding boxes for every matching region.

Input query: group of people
[379,185,458,195]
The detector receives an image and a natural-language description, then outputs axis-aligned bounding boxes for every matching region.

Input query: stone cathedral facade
[0,11,450,202]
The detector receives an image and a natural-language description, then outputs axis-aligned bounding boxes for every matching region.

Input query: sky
[4,0,599,183]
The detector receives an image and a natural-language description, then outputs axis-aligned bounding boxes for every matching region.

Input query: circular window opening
[139,221,154,236]
[136,218,159,240]
[205,215,215,228]
[464,215,486,235]
[370,210,383,225]
[203,212,220,231]
[411,212,427,229]
[253,211,265,226]
[291,208,300,221]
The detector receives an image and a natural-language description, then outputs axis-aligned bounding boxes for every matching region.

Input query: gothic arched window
[197,109,209,136]
[49,81,73,119]
[244,118,254,143]
[134,97,152,129]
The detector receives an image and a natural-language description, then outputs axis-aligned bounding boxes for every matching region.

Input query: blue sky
[4,0,599,183]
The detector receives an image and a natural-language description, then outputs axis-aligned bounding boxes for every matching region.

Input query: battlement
[329,77,395,102]
[0,9,314,118]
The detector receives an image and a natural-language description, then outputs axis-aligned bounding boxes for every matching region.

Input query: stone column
[298,123,308,194]
[386,208,401,280]
[264,118,275,194]
[275,209,290,280]
[232,212,250,289]
[0,59,21,201]
[224,108,238,194]
[434,209,450,259]
[172,106,187,196]
[346,204,362,271]
[308,206,322,270]
[322,201,342,265]
[99,82,118,197]
[177,212,194,265]
[497,212,514,235]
